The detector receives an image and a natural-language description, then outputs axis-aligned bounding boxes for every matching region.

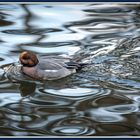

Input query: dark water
[0,3,140,136]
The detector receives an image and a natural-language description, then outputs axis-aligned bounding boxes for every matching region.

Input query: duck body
[5,51,86,81]
[22,56,77,80]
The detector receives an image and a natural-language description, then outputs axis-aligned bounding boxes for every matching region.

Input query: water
[0,3,140,136]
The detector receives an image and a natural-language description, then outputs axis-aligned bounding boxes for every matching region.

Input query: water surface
[0,3,140,136]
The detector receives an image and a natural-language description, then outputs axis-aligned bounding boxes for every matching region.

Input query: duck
[4,51,87,81]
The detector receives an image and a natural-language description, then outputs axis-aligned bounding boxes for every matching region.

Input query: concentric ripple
[46,117,96,136]
[40,87,111,100]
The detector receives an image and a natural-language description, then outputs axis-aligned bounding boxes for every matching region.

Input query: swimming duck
[4,51,87,81]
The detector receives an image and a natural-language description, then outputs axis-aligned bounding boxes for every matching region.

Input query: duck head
[19,51,39,67]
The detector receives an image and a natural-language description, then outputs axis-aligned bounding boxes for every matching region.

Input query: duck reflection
[19,81,36,97]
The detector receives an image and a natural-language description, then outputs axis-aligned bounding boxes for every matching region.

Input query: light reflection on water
[0,3,140,136]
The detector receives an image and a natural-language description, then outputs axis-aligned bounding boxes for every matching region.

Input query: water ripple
[2,28,63,35]
[104,104,139,114]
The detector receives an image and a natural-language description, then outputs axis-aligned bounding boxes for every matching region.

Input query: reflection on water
[0,3,140,136]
